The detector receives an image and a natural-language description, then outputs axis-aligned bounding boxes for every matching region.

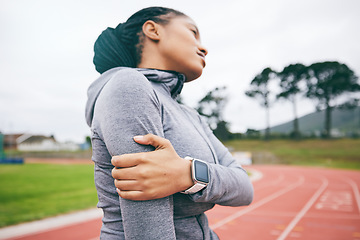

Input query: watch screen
[194,160,209,183]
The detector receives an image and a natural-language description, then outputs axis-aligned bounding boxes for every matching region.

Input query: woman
[85,6,253,240]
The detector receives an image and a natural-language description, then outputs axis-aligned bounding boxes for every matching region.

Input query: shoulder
[100,68,155,96]
[106,68,151,90]
[99,68,159,105]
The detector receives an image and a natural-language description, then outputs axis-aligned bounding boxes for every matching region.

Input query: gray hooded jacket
[85,67,253,240]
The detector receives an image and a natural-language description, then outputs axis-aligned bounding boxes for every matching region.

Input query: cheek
[172,33,197,52]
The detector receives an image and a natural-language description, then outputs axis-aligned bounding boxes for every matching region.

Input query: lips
[197,52,206,67]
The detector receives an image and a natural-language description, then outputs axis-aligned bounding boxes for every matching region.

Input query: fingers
[113,176,150,201]
[117,189,149,201]
[114,179,141,191]
[112,167,136,180]
[114,177,157,201]
[111,153,143,168]
[112,134,173,168]
[133,134,171,150]
[116,185,158,201]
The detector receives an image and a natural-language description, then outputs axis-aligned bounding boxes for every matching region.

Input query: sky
[1,0,359,143]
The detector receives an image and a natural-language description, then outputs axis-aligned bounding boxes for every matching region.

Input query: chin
[184,68,203,82]
[184,73,201,82]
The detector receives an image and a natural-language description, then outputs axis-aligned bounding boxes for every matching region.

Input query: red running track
[2,165,360,240]
[208,165,360,240]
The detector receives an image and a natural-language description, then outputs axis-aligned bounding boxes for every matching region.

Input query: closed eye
[188,23,200,38]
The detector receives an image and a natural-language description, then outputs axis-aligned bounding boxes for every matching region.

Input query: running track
[1,165,360,240]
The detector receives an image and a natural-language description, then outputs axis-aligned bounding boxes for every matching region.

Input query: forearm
[188,161,253,206]
[186,115,254,206]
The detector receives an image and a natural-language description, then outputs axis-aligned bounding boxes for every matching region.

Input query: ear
[142,20,161,41]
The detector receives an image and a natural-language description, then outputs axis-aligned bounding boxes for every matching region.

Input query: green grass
[0,163,98,227]
[1,139,359,227]
[225,138,360,169]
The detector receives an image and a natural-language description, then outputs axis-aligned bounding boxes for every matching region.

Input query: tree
[339,98,359,111]
[213,120,232,141]
[339,98,360,136]
[245,128,261,139]
[86,136,92,147]
[196,86,230,140]
[245,67,277,140]
[306,61,360,138]
[277,63,308,139]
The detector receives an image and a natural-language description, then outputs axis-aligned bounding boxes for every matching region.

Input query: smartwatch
[181,157,210,194]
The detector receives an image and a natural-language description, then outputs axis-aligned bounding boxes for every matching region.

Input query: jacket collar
[136,68,186,99]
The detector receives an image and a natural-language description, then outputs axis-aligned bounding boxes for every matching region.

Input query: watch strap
[181,182,207,194]
[181,157,208,194]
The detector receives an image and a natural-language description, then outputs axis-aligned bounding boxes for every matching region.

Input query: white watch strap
[182,182,206,194]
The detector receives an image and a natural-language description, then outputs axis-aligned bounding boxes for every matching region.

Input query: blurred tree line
[196,61,360,141]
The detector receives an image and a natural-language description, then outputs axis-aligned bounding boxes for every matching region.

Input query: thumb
[133,134,171,150]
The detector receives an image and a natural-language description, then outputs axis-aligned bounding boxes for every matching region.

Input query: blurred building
[3,133,80,151]
[3,133,23,149]
[17,134,58,151]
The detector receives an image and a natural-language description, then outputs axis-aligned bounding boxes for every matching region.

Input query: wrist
[180,157,210,194]
[179,157,194,192]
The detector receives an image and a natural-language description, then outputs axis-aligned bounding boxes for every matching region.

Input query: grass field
[0,139,359,228]
[226,138,360,169]
[0,163,97,227]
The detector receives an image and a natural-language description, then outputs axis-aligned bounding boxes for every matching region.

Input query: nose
[199,43,208,56]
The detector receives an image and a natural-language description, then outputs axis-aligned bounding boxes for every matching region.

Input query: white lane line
[276,176,328,240]
[346,178,360,215]
[0,208,102,240]
[211,176,305,230]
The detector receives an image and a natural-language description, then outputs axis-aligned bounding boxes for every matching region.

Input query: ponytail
[93,24,135,74]
[93,7,186,74]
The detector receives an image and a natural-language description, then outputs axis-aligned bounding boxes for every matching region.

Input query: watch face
[194,159,209,183]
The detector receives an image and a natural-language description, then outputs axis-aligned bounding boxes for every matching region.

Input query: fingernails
[133,135,144,141]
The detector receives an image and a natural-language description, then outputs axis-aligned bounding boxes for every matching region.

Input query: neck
[137,39,169,70]
[138,56,167,71]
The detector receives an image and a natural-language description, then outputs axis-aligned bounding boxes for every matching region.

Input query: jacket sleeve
[187,114,254,207]
[94,69,176,240]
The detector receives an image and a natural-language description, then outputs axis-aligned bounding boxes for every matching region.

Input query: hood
[85,67,186,127]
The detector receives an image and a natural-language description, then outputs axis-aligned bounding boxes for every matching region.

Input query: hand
[111,134,193,201]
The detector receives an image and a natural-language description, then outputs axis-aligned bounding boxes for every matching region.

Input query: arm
[186,115,254,206]
[112,134,193,201]
[112,123,253,207]
[95,69,176,239]
[110,94,253,207]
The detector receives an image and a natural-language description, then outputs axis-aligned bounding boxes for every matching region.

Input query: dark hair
[93,7,186,74]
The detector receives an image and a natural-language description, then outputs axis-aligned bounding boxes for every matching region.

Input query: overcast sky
[1,0,359,143]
